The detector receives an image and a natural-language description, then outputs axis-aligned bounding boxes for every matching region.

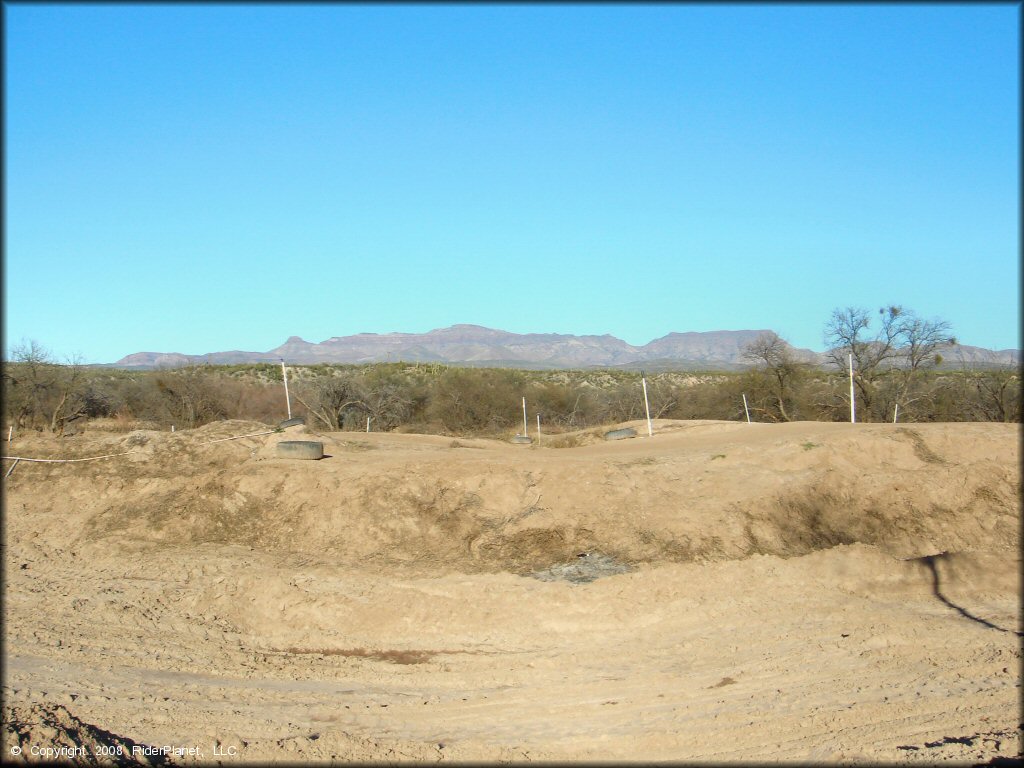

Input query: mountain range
[111,325,1019,371]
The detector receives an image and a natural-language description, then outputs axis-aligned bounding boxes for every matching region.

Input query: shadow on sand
[912,553,1022,637]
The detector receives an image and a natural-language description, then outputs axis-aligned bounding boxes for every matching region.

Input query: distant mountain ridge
[111,324,1019,370]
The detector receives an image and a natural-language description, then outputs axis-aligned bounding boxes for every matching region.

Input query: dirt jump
[3,418,1020,763]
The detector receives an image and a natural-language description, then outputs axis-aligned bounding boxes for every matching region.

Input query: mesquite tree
[824,306,955,421]
[741,331,804,422]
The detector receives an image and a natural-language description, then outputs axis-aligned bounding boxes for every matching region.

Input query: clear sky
[4,3,1019,363]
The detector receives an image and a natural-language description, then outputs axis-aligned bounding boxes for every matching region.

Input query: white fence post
[849,353,856,424]
[281,359,292,420]
[642,373,653,437]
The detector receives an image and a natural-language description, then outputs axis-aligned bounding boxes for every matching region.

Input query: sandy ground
[2,418,1020,764]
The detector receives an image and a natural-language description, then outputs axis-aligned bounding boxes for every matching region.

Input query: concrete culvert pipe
[509,435,532,444]
[604,427,637,441]
[278,417,305,429]
[276,440,324,460]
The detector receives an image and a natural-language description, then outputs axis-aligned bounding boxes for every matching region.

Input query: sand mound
[3,419,1019,762]
[10,419,1014,573]
[2,701,171,765]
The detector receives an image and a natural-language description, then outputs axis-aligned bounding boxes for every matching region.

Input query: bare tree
[825,307,903,418]
[601,381,644,423]
[6,340,91,434]
[952,349,1020,423]
[152,367,228,428]
[356,365,423,431]
[8,339,53,429]
[972,367,1021,422]
[824,306,954,421]
[646,378,678,419]
[360,382,414,431]
[48,353,90,434]
[294,374,366,430]
[742,331,802,421]
[889,315,956,416]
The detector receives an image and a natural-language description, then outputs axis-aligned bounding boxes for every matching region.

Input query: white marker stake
[522,397,528,438]
[742,393,751,424]
[893,403,899,424]
[642,375,653,437]
[7,426,11,443]
[367,417,371,433]
[537,413,541,439]
[281,359,292,419]
[849,353,856,424]
[171,425,175,432]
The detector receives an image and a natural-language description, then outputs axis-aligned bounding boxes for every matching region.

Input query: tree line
[3,307,1019,436]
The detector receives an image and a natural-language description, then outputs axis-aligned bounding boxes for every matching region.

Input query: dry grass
[81,416,163,434]
[546,428,602,449]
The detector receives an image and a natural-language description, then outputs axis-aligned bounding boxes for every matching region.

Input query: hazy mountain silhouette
[111,324,1019,370]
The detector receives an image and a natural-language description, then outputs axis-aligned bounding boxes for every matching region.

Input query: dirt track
[2,419,1020,763]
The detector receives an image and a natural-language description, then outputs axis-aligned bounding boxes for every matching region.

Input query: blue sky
[4,3,1019,363]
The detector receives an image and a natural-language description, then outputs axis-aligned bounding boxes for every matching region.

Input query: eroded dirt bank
[3,420,1020,763]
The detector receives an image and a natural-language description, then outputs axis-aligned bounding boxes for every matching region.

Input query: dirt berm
[3,419,1020,763]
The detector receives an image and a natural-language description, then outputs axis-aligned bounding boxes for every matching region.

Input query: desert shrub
[294,372,365,430]
[142,367,232,428]
[4,348,1019,435]
[356,364,429,430]
[528,380,605,430]
[600,381,646,423]
[968,369,1021,422]
[227,380,291,424]
[2,340,95,434]
[656,375,741,421]
[735,368,809,423]
[428,368,526,434]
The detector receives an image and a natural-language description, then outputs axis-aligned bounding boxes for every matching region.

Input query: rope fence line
[1,449,140,463]
[1,428,281,466]
[192,429,279,445]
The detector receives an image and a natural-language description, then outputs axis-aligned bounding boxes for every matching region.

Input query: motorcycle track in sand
[2,419,1020,763]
